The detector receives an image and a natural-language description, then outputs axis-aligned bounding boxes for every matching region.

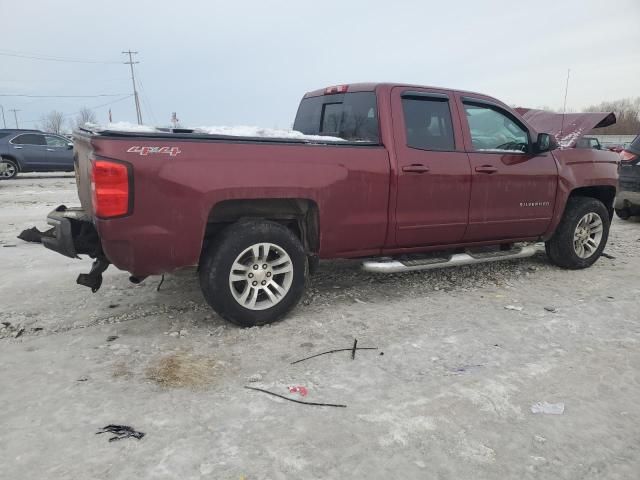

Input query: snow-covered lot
[1,174,639,479]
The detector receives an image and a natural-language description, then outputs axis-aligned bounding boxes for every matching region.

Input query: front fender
[543,149,618,239]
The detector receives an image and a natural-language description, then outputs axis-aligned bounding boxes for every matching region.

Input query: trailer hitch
[77,256,110,293]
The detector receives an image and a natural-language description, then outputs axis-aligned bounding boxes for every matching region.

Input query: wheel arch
[568,185,616,219]
[201,198,320,258]
[0,154,22,171]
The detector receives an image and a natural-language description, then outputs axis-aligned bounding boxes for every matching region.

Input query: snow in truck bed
[85,122,345,142]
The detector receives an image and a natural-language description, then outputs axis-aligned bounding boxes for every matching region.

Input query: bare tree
[38,110,66,134]
[75,107,97,128]
[585,97,640,134]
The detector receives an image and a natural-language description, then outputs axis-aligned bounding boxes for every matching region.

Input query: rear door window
[401,96,455,151]
[294,92,379,143]
[12,133,46,145]
[45,135,69,147]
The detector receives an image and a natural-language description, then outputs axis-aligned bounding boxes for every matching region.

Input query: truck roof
[302,82,500,102]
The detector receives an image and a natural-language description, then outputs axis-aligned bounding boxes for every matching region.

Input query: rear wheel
[0,158,18,179]
[546,196,610,269]
[199,220,307,327]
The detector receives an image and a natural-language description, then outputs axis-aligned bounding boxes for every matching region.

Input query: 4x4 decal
[127,146,181,156]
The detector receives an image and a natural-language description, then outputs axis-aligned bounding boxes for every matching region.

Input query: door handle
[13,146,22,149]
[46,148,55,151]
[402,164,430,173]
[475,165,498,174]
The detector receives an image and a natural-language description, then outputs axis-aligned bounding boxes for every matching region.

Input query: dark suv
[0,129,74,179]
[615,135,640,220]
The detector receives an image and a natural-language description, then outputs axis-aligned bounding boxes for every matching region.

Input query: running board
[362,245,540,273]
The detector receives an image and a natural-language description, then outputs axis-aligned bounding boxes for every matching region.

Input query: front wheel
[545,196,610,269]
[0,158,18,179]
[199,220,307,327]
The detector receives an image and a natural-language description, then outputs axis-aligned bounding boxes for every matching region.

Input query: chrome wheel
[573,212,603,259]
[228,242,294,310]
[0,160,17,178]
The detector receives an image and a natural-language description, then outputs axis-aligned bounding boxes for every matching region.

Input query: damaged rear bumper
[43,206,110,292]
[42,206,101,258]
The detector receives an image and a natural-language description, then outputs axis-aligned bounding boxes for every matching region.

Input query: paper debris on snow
[504,305,523,311]
[531,402,565,415]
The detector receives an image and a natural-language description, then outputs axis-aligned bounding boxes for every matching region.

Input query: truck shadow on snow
[148,251,557,327]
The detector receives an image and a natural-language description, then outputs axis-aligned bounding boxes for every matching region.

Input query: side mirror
[67,143,73,150]
[534,133,557,153]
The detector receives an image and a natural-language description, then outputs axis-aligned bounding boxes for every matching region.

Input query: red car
[42,83,619,326]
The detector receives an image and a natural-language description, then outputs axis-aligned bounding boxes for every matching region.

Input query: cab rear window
[293,92,380,143]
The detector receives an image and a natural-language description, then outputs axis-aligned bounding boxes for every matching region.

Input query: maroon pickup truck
[43,83,619,326]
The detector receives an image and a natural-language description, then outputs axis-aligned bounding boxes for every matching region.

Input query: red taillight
[620,150,638,164]
[324,84,348,95]
[91,160,131,218]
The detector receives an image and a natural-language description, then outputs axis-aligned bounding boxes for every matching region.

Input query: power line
[0,50,121,64]
[136,72,158,125]
[0,94,129,98]
[122,50,143,125]
[9,109,20,128]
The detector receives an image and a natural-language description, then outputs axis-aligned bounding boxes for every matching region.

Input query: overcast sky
[1,0,639,129]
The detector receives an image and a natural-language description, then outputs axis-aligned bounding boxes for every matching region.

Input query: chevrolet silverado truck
[42,83,619,327]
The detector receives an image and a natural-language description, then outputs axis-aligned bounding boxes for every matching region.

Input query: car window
[294,92,380,142]
[45,135,69,147]
[12,133,46,145]
[463,103,529,153]
[402,96,455,151]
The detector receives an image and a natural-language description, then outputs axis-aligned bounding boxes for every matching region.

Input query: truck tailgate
[73,133,95,215]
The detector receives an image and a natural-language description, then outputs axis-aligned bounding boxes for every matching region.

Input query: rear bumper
[615,191,640,209]
[615,174,640,209]
[42,206,102,258]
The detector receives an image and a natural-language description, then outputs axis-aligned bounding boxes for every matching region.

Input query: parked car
[0,129,74,179]
[575,136,602,149]
[41,83,618,327]
[615,135,640,220]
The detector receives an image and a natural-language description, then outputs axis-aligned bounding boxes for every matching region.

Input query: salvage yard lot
[1,174,640,479]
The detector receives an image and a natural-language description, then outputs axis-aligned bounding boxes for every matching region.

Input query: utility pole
[559,68,571,140]
[9,109,20,128]
[122,50,143,125]
[0,105,6,128]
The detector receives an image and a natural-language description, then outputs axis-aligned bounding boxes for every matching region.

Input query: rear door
[44,134,74,171]
[391,87,471,247]
[9,133,49,170]
[456,95,558,241]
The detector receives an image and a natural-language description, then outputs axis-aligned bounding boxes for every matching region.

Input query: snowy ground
[1,174,640,479]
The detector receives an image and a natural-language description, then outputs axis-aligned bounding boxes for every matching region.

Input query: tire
[199,220,307,327]
[545,196,610,269]
[615,208,632,220]
[0,158,18,179]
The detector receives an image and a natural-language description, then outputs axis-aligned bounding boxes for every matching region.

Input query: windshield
[293,92,380,143]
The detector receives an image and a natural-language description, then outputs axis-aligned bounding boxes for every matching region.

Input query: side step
[362,245,540,274]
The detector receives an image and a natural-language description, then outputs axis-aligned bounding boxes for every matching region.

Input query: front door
[392,87,471,247]
[456,96,558,241]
